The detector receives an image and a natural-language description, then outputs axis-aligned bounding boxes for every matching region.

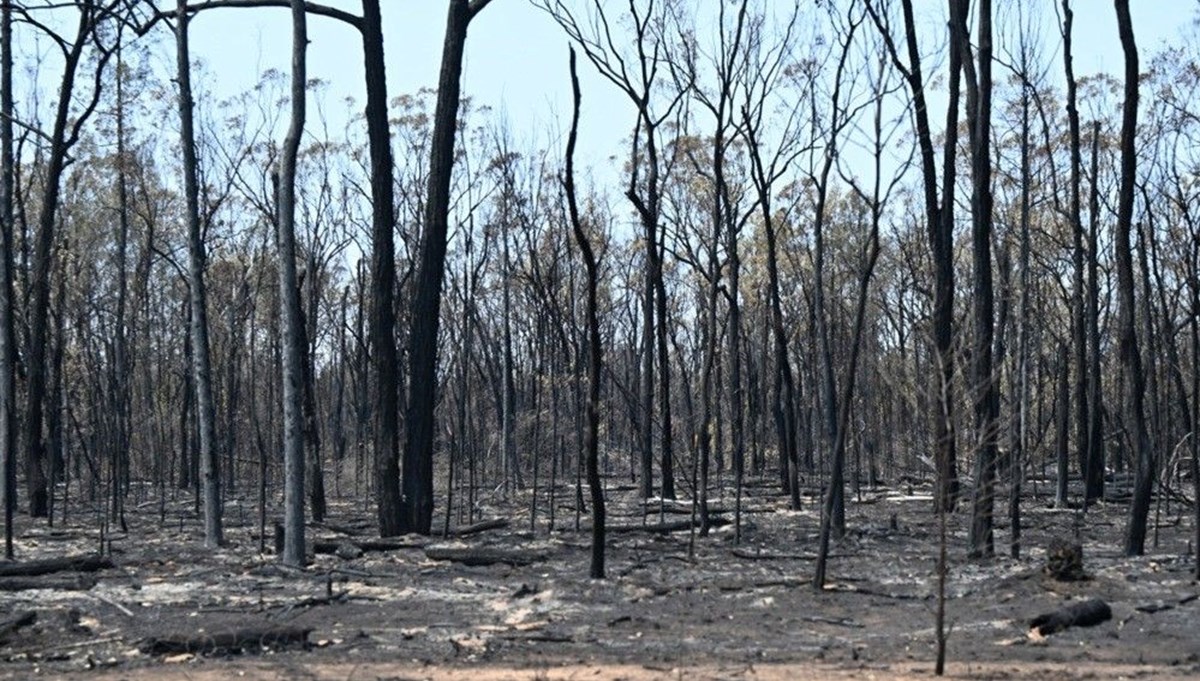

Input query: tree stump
[1045,537,1085,581]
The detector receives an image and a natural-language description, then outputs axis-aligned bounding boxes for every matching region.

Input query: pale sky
[181,1,1192,175]
[8,1,1193,188]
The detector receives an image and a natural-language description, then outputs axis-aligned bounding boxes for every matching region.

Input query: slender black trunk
[1113,0,1152,556]
[0,0,17,557]
[565,48,604,578]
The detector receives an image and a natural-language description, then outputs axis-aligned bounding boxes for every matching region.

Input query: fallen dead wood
[0,574,97,591]
[731,548,819,561]
[311,520,372,536]
[822,582,928,601]
[139,625,312,655]
[639,500,728,516]
[607,516,730,534]
[311,536,426,556]
[1030,598,1112,636]
[424,547,548,567]
[0,554,113,578]
[713,577,807,592]
[501,631,574,643]
[1134,593,1197,614]
[800,615,864,628]
[0,611,36,642]
[451,518,510,537]
[270,590,349,619]
[88,591,134,617]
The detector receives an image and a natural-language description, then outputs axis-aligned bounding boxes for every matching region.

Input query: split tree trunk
[963,0,999,559]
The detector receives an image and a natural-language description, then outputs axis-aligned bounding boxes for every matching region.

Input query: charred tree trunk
[1085,120,1104,506]
[814,195,882,589]
[176,0,223,547]
[1055,345,1071,507]
[1113,0,1152,556]
[1061,0,1098,505]
[742,105,800,510]
[403,0,495,535]
[564,49,604,578]
[963,0,999,559]
[868,0,963,511]
[0,0,17,558]
[300,266,325,522]
[24,7,110,520]
[360,0,403,537]
[277,0,309,567]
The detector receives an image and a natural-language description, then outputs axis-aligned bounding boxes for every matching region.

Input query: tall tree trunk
[24,8,102,520]
[111,51,132,531]
[1190,251,1199,579]
[564,48,604,578]
[223,285,246,497]
[176,0,223,547]
[868,0,963,511]
[639,250,654,499]
[654,248,674,500]
[1113,0,1152,556]
[501,226,520,493]
[1061,0,1098,504]
[300,265,325,522]
[1011,42,1032,557]
[1085,120,1105,505]
[807,13,858,536]
[814,42,893,582]
[743,109,800,509]
[1055,344,1070,507]
[1135,217,1161,489]
[814,203,883,589]
[361,0,403,537]
[403,0,495,535]
[0,0,17,557]
[277,0,309,567]
[962,0,998,559]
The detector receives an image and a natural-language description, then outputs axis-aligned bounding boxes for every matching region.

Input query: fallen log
[1030,598,1112,636]
[640,500,728,516]
[0,574,97,592]
[424,547,547,567]
[311,536,426,556]
[731,548,819,561]
[452,518,510,537]
[139,625,312,655]
[0,611,36,642]
[608,516,730,534]
[0,554,113,578]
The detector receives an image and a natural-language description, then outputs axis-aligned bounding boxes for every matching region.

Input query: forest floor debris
[0,478,1198,679]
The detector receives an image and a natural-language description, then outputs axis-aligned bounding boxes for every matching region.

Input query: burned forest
[1,0,1199,679]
